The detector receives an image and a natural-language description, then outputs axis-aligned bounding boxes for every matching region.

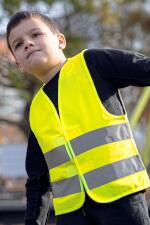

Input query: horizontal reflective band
[52,175,81,198]
[84,155,145,189]
[44,145,70,169]
[71,123,132,155]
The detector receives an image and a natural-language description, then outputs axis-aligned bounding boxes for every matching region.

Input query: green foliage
[26,0,55,5]
[1,0,55,15]
[9,67,27,89]
[143,116,150,169]
[130,87,150,129]
[141,15,150,33]
[65,34,87,56]
[2,0,21,15]
[26,0,40,3]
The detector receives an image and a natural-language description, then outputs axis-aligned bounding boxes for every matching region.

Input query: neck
[34,55,67,84]
[43,58,67,84]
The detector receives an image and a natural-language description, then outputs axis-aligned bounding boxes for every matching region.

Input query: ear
[58,33,66,50]
[15,60,24,73]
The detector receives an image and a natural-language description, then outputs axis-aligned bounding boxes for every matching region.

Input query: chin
[28,59,46,69]
[27,57,50,73]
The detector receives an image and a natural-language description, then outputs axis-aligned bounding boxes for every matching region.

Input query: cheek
[14,50,23,61]
[16,56,25,67]
[43,36,59,50]
[15,54,28,71]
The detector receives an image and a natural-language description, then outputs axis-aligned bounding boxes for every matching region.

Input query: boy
[7,11,150,225]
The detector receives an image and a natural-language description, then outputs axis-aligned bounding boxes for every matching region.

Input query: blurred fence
[0,144,27,211]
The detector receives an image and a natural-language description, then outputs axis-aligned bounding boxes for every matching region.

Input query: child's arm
[25,131,51,225]
[84,48,150,88]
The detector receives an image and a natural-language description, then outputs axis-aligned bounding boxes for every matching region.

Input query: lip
[26,50,41,59]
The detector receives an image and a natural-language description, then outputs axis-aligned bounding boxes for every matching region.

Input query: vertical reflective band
[84,155,145,189]
[44,145,70,169]
[71,123,132,155]
[52,176,81,198]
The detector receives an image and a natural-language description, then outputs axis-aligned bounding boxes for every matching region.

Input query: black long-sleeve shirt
[25,48,150,225]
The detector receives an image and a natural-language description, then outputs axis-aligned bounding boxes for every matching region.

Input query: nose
[24,39,35,50]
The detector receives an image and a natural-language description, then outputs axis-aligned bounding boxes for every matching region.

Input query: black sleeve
[85,48,150,88]
[25,130,52,225]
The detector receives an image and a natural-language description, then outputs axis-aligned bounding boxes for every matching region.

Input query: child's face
[9,17,66,76]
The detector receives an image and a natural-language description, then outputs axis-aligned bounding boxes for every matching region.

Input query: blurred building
[0,143,27,211]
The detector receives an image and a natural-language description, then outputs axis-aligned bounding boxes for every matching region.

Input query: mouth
[26,50,41,59]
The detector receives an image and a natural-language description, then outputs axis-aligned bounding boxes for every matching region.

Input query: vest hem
[86,184,150,204]
[54,197,85,216]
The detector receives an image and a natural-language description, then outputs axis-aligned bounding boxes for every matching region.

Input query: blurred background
[0,0,150,224]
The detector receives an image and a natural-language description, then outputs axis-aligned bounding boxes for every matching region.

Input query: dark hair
[6,10,60,52]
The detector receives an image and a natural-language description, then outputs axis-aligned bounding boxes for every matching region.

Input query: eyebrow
[11,27,41,47]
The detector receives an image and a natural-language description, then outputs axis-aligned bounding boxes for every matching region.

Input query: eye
[15,42,23,50]
[32,32,42,38]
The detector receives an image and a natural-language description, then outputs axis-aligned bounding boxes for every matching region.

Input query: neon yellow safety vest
[30,50,150,215]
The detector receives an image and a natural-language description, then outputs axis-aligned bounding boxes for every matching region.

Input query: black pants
[56,191,150,225]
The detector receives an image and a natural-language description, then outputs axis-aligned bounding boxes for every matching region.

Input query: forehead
[9,17,50,44]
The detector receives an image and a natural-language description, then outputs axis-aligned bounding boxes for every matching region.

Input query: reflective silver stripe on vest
[52,175,81,198]
[84,155,145,189]
[44,145,70,169]
[71,123,132,156]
